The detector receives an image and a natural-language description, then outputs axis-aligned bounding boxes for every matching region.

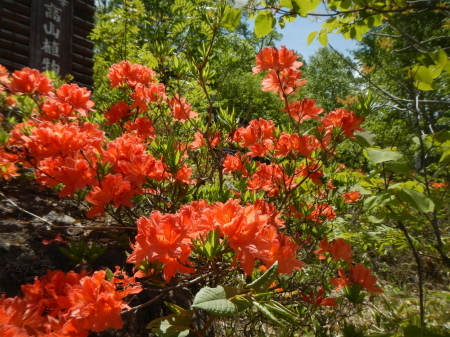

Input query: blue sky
[274,17,358,61]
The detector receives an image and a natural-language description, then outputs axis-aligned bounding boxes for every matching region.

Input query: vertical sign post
[29,0,73,77]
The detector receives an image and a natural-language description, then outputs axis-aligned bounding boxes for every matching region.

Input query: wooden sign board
[0,0,95,88]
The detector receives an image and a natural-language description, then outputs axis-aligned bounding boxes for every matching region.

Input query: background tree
[303,46,360,113]
[90,0,285,123]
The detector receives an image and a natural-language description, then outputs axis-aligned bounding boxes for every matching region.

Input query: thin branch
[0,192,53,226]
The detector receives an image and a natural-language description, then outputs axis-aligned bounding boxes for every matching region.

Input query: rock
[43,211,76,226]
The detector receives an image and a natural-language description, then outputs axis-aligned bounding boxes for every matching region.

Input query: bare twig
[0,191,53,226]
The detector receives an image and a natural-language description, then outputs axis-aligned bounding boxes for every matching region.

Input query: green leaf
[386,162,411,175]
[403,325,447,337]
[223,6,241,31]
[398,188,435,213]
[253,301,284,327]
[307,31,318,45]
[440,149,450,164]
[309,0,322,10]
[318,29,328,46]
[254,11,276,38]
[385,212,415,221]
[248,261,278,293]
[147,310,194,337]
[426,130,450,146]
[192,286,240,316]
[430,49,448,68]
[364,191,397,209]
[337,0,351,10]
[353,130,376,147]
[292,0,310,17]
[415,81,436,91]
[443,62,450,73]
[284,12,297,22]
[364,148,403,163]
[368,214,386,223]
[264,300,299,325]
[165,302,188,315]
[278,17,285,29]
[280,0,294,9]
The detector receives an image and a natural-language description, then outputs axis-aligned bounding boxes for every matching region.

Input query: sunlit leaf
[147,310,194,337]
[222,6,242,31]
[292,0,310,17]
[318,29,328,46]
[254,11,276,37]
[307,31,318,45]
[248,261,278,293]
[364,148,403,163]
[398,188,435,213]
[192,286,240,316]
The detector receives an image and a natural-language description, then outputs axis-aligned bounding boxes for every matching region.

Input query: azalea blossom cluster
[0,63,199,217]
[127,198,304,281]
[252,46,363,140]
[0,46,381,323]
[296,237,382,308]
[315,237,383,294]
[0,268,141,337]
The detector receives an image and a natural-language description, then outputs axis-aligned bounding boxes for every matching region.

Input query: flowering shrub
[0,268,141,337]
[0,47,385,336]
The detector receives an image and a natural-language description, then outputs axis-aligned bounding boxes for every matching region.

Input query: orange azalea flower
[274,133,320,159]
[86,174,135,218]
[261,68,307,99]
[321,109,364,138]
[342,191,362,203]
[189,132,206,149]
[111,266,142,300]
[247,163,284,197]
[0,295,33,336]
[126,211,196,281]
[297,163,324,185]
[251,199,285,228]
[8,68,53,95]
[175,163,196,184]
[431,182,448,189]
[124,116,156,140]
[0,64,10,83]
[42,233,68,245]
[36,155,98,198]
[11,121,105,164]
[308,203,337,222]
[291,203,337,222]
[222,153,249,175]
[168,94,198,122]
[1,261,140,336]
[252,46,303,74]
[301,287,337,307]
[0,149,19,180]
[105,100,132,125]
[261,232,305,274]
[56,83,94,116]
[108,60,157,88]
[102,133,147,166]
[189,131,221,149]
[233,118,275,157]
[314,237,353,263]
[330,263,383,293]
[218,208,270,275]
[41,99,76,120]
[283,98,323,123]
[131,83,166,112]
[69,271,128,332]
[291,134,321,158]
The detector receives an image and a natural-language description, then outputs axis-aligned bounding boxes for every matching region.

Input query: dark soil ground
[0,179,210,337]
